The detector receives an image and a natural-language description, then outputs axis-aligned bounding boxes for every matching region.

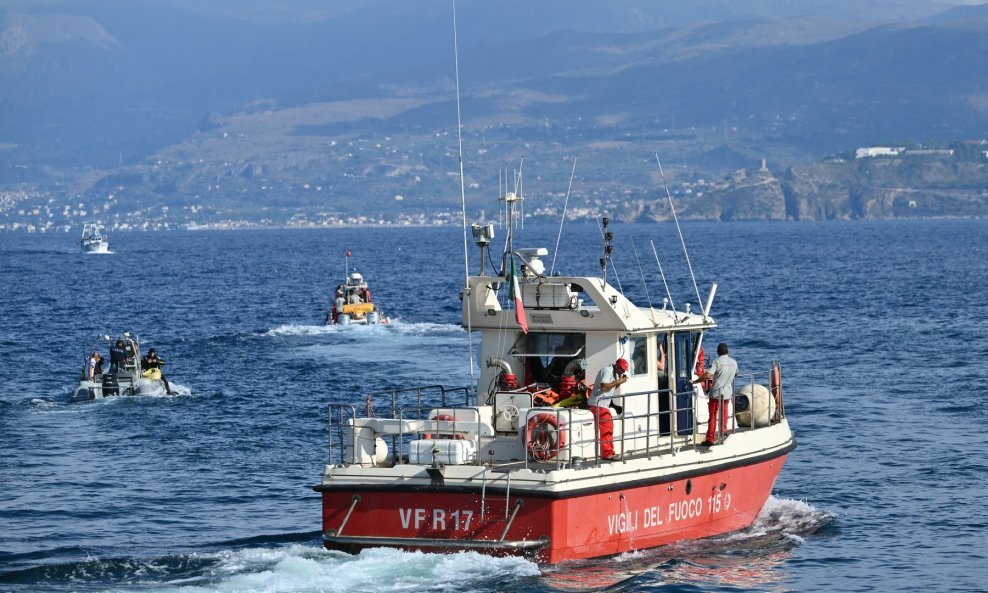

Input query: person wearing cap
[693,342,738,446]
[141,348,175,395]
[590,358,629,459]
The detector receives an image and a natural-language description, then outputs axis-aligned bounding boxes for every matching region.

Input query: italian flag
[510,260,528,334]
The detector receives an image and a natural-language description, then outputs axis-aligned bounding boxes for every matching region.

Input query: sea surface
[1,220,986,593]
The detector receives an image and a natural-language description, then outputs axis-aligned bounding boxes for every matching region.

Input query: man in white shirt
[693,343,738,446]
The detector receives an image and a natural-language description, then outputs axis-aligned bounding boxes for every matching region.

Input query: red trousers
[591,406,615,459]
[706,398,730,443]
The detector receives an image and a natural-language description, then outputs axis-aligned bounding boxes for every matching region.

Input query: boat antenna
[343,245,350,282]
[549,156,578,276]
[512,159,525,232]
[596,216,623,294]
[451,0,476,387]
[655,153,703,315]
[649,239,676,318]
[512,159,525,230]
[498,169,505,228]
[630,238,656,320]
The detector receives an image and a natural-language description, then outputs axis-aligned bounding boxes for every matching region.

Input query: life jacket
[499,372,518,390]
[533,388,562,406]
[697,347,712,391]
[553,378,591,408]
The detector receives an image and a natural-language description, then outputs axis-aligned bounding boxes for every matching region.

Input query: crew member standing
[591,358,629,459]
[109,340,127,374]
[693,342,738,446]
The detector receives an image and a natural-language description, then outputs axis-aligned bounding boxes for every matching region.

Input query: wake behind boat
[80,222,109,254]
[71,333,178,401]
[315,201,795,563]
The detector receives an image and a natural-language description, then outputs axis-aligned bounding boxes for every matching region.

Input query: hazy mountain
[0,0,975,168]
[0,0,986,226]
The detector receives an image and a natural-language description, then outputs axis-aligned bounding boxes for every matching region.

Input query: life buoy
[526,413,567,462]
[423,414,463,440]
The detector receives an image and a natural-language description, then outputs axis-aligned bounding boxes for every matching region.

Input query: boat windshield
[517,333,585,357]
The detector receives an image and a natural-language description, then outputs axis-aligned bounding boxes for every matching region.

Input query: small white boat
[80,222,109,254]
[327,271,390,326]
[71,333,175,401]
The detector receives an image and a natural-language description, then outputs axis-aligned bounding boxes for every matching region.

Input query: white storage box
[521,282,578,309]
[408,439,477,465]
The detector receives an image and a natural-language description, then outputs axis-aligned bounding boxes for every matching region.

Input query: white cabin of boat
[80,222,109,253]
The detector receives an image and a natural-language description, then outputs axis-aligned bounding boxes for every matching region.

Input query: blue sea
[1,220,986,593]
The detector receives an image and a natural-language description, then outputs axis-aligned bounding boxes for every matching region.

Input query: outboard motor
[367,311,380,324]
[338,314,351,327]
[101,373,119,397]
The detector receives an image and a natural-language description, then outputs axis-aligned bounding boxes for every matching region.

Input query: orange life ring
[769,365,782,422]
[526,413,567,462]
[423,413,463,440]
[769,366,781,397]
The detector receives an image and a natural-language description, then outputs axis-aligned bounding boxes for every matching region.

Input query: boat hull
[81,240,109,254]
[70,377,169,401]
[320,452,788,563]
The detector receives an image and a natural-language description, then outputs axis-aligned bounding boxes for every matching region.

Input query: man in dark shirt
[109,340,127,373]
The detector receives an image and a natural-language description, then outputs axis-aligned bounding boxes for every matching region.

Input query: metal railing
[323,366,784,469]
[325,384,473,466]
[519,363,786,468]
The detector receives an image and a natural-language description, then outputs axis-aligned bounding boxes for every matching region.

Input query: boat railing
[397,404,490,466]
[362,384,474,419]
[530,362,785,467]
[569,387,693,467]
[324,367,784,468]
[325,404,358,466]
[324,384,474,466]
[731,363,785,431]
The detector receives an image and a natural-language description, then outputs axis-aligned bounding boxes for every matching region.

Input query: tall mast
[500,190,523,276]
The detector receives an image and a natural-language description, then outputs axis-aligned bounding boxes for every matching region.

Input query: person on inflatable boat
[141,348,176,395]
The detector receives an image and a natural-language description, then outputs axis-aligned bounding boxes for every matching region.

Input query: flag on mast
[510,259,528,334]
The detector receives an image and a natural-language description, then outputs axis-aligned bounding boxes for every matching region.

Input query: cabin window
[673,331,704,393]
[657,334,670,390]
[518,333,586,388]
[518,333,584,358]
[627,336,649,376]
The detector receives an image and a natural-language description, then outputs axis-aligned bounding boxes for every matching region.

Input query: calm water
[1,220,986,593]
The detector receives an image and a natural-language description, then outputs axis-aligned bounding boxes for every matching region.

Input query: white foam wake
[263,321,462,338]
[727,495,835,543]
[136,545,539,593]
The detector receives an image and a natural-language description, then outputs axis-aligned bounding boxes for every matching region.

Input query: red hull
[321,454,788,563]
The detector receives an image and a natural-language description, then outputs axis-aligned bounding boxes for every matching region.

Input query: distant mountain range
[0,0,986,225]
